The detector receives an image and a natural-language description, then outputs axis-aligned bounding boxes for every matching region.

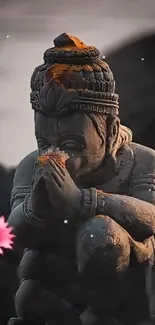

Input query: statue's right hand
[30,161,51,218]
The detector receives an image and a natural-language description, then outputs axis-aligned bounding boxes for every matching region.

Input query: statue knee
[76,215,130,276]
[80,307,101,325]
[19,249,45,279]
[15,279,43,320]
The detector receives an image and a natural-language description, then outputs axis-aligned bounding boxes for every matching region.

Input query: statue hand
[44,158,82,219]
[31,161,54,218]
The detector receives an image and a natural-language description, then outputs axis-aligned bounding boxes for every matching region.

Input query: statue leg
[11,278,81,325]
[76,215,152,324]
[12,279,46,325]
[8,247,82,325]
[7,318,43,325]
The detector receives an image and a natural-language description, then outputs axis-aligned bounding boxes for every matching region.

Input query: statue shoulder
[129,142,155,175]
[13,150,39,187]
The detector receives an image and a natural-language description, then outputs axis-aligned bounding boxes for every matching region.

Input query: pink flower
[0,216,15,255]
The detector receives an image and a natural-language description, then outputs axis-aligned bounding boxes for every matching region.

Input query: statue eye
[61,141,84,151]
[37,139,49,151]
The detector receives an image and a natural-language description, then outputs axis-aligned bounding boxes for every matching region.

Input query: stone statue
[8,33,155,325]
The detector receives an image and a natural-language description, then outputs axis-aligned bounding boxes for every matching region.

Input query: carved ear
[106,115,120,156]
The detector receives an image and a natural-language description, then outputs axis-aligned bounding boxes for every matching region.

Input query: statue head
[30,33,132,183]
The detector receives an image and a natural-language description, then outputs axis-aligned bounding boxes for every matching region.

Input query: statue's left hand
[44,158,82,218]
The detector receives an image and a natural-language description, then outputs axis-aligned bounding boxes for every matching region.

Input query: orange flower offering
[38,148,69,168]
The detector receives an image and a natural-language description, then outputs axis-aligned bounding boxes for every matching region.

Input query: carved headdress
[30,33,132,149]
[30,33,119,116]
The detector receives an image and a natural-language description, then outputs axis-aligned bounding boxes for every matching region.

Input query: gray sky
[0,0,155,166]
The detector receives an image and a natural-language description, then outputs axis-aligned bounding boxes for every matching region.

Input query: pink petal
[0,216,15,253]
[1,242,12,249]
[0,216,5,227]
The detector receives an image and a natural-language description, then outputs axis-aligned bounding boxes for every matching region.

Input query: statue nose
[49,138,59,150]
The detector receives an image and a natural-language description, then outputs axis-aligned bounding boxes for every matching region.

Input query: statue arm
[80,147,155,241]
[9,190,49,248]
[95,188,155,241]
[80,184,155,241]
[8,152,50,248]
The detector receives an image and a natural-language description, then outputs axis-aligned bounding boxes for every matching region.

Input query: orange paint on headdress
[45,34,109,86]
[52,33,96,52]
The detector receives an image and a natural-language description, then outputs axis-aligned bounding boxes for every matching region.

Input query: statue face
[35,112,106,181]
